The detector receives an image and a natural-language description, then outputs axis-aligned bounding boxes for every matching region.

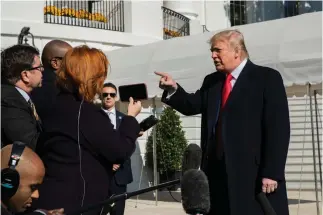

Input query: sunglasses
[102,93,116,98]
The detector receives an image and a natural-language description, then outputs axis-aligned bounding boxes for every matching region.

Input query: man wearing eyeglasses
[101,82,133,215]
[31,40,72,120]
[1,44,43,150]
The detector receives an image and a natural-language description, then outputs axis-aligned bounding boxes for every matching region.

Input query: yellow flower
[44,6,60,15]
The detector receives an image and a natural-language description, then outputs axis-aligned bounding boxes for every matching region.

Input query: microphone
[181,143,202,174]
[181,169,210,215]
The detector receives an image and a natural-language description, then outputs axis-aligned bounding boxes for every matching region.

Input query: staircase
[285,95,322,192]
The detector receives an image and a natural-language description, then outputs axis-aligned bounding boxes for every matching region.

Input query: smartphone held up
[118,83,148,102]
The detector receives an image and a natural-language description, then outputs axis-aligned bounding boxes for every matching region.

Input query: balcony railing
[162,7,190,40]
[44,0,124,32]
[229,0,322,27]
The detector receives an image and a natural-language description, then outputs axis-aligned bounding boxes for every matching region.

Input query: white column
[124,0,163,39]
[163,0,198,20]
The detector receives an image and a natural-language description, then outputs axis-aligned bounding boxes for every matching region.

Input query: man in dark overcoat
[155,29,290,215]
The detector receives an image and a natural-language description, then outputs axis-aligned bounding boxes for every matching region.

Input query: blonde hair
[209,29,249,58]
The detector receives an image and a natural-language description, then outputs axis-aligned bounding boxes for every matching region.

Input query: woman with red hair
[34,45,142,215]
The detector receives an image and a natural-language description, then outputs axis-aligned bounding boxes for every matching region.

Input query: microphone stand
[68,179,180,215]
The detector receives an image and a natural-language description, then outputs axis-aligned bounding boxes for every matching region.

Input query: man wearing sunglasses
[31,40,72,120]
[1,44,43,150]
[101,82,133,215]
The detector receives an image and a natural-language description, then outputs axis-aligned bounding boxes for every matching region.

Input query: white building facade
[1,0,321,196]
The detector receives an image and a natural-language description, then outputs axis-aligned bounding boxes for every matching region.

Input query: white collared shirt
[229,58,248,88]
[102,107,116,129]
[15,86,30,102]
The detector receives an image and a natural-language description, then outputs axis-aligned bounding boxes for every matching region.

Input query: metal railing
[229,0,322,26]
[162,7,190,40]
[44,0,124,32]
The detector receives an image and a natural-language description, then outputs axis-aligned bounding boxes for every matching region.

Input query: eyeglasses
[102,93,116,98]
[27,65,44,72]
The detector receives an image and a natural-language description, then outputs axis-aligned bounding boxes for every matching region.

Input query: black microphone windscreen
[181,143,202,174]
[181,169,210,215]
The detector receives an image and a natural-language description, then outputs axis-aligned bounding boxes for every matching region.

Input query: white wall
[203,0,231,31]
[125,0,163,39]
[164,0,230,32]
[0,0,164,50]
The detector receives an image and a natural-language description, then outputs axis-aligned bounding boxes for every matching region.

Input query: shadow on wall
[128,136,151,193]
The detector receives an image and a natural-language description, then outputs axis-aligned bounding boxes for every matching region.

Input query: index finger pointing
[154,71,169,77]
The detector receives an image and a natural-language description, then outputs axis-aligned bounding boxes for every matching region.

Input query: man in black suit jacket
[155,30,290,215]
[101,82,134,215]
[1,45,43,150]
[31,40,72,120]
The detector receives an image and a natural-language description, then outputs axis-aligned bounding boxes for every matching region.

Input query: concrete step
[286,156,321,164]
[288,97,322,104]
[285,163,321,172]
[290,135,321,142]
[286,181,321,191]
[289,141,320,149]
[291,122,321,129]
[289,111,321,117]
[290,117,322,123]
[288,148,322,155]
[285,171,322,181]
[291,129,321,136]
[287,149,322,156]
[289,105,322,111]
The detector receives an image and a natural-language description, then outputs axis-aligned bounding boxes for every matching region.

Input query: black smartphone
[139,115,159,132]
[118,83,148,102]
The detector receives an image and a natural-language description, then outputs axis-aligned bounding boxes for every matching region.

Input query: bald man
[1,144,63,215]
[31,40,72,119]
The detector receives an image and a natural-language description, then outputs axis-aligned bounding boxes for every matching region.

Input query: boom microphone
[181,169,210,215]
[182,143,202,174]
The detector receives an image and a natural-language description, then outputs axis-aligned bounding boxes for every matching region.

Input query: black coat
[113,111,133,185]
[31,68,59,120]
[33,91,140,215]
[1,84,42,150]
[162,60,290,215]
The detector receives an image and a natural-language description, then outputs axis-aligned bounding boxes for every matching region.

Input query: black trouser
[105,177,127,215]
[206,157,230,215]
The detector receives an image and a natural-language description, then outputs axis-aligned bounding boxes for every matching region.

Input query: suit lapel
[207,81,223,135]
[116,111,122,130]
[5,85,43,131]
[223,60,254,111]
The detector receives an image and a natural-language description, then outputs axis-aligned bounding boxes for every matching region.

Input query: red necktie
[221,74,233,108]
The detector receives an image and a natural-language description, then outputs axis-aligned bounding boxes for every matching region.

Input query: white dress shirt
[229,58,248,88]
[102,107,117,129]
[15,86,30,102]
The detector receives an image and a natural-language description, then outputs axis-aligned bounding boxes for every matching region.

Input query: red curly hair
[56,45,109,102]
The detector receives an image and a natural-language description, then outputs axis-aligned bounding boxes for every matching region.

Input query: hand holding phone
[139,115,159,132]
[127,97,142,117]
